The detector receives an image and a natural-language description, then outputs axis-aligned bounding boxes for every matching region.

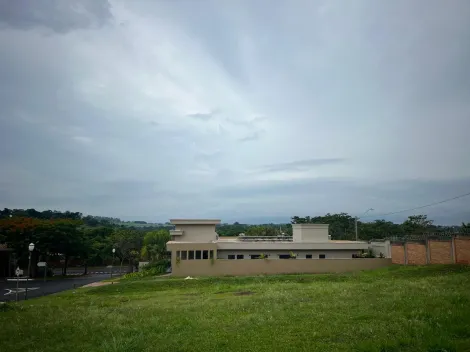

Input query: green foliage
[140,229,170,261]
[122,259,170,280]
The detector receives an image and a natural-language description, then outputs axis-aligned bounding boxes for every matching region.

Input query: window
[195,250,202,260]
[181,251,187,260]
[209,250,214,259]
[250,254,261,259]
[279,254,290,259]
[306,254,313,259]
[319,254,326,259]
[188,251,194,260]
[236,254,244,259]
[203,250,209,259]
[176,251,181,259]
[228,255,236,260]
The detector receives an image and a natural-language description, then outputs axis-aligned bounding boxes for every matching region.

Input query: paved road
[0,274,120,302]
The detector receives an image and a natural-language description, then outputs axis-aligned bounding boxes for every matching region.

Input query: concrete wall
[292,223,329,242]
[171,258,392,277]
[217,249,361,259]
[369,240,391,258]
[391,237,470,265]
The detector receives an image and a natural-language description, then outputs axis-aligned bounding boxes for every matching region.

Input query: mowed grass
[1,265,470,352]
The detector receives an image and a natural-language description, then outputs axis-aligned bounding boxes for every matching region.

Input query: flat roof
[170,219,221,225]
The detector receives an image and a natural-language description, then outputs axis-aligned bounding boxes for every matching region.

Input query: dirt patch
[233,291,255,296]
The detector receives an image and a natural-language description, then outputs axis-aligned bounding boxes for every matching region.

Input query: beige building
[166,219,392,276]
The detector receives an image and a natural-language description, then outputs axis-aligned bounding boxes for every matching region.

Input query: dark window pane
[203,250,209,259]
[195,250,202,259]
[319,254,326,259]
[188,251,194,260]
[306,254,313,259]
[176,251,180,259]
[250,254,261,259]
[236,255,244,259]
[181,251,187,260]
[209,250,214,259]
[228,255,235,260]
[279,254,290,259]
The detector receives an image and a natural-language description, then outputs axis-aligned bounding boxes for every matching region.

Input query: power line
[361,191,470,219]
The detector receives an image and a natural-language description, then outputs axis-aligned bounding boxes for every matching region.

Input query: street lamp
[111,248,116,283]
[25,242,35,300]
[355,209,374,241]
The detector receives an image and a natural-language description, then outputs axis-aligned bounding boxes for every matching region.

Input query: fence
[391,234,470,265]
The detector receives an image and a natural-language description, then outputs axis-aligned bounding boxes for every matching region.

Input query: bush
[122,259,170,280]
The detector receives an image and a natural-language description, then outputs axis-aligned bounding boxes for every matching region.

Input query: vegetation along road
[1,265,469,352]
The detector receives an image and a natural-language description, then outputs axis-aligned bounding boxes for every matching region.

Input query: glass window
[250,254,261,259]
[319,254,326,259]
[176,251,180,259]
[188,251,194,260]
[209,250,214,259]
[203,250,209,259]
[306,254,312,259]
[228,255,235,260]
[236,255,244,259]
[181,251,187,260]
[279,254,290,259]
[195,250,202,260]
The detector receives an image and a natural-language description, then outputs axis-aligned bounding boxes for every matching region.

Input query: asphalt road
[0,273,120,302]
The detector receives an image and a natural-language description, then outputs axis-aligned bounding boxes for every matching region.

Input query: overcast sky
[1,0,469,224]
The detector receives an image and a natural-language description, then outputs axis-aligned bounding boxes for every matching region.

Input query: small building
[166,219,392,276]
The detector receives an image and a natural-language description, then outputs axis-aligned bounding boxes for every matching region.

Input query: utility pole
[355,209,374,241]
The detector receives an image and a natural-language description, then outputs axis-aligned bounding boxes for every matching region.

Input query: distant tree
[112,229,143,273]
[402,215,434,235]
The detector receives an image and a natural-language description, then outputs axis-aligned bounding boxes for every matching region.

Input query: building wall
[217,249,361,260]
[292,224,329,242]
[406,243,427,265]
[172,224,218,243]
[369,241,391,258]
[171,258,392,277]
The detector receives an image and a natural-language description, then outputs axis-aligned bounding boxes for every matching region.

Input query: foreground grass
[1,265,470,352]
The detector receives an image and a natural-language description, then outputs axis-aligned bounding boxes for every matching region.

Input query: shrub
[122,259,170,280]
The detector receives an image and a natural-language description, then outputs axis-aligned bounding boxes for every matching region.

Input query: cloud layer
[1,0,469,223]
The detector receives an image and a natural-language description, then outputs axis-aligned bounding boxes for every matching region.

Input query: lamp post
[25,242,35,300]
[111,248,115,283]
[355,209,374,241]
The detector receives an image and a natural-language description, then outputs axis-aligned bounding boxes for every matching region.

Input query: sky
[0,0,470,224]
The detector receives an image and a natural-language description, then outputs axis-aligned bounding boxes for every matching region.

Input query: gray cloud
[0,0,112,33]
[261,158,346,173]
[0,1,469,224]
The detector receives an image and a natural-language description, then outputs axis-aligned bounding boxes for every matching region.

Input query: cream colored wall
[369,240,391,258]
[292,224,329,242]
[173,224,218,243]
[217,250,361,259]
[171,258,392,276]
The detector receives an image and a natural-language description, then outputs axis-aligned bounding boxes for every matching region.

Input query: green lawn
[1,265,470,352]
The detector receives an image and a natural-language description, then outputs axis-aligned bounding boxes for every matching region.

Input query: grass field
[1,265,470,352]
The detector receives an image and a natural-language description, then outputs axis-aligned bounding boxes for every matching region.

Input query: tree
[402,215,434,235]
[140,230,170,262]
[112,229,143,273]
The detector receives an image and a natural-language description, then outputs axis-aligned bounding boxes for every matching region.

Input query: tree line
[1,208,468,277]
